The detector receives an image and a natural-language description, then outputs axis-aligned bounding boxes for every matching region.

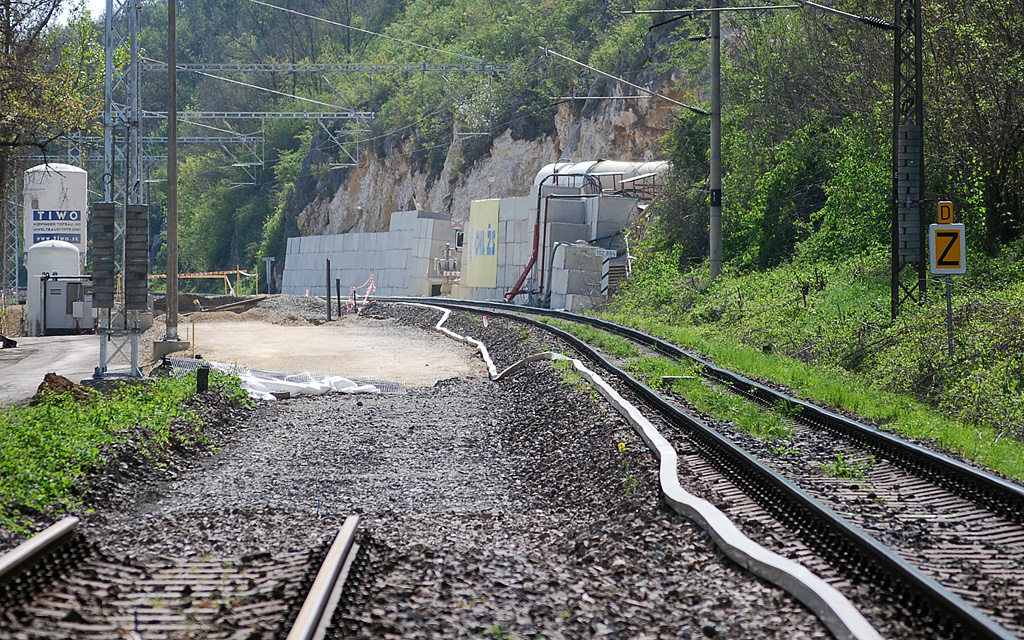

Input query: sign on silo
[22,164,89,257]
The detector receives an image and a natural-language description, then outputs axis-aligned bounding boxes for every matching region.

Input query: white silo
[23,164,89,268]
[26,240,83,336]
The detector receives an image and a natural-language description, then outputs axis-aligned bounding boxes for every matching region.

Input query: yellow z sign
[929,223,966,275]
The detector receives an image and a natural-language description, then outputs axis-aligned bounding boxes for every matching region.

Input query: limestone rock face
[291,79,681,237]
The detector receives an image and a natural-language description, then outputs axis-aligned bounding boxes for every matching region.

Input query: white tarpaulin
[165,357,389,400]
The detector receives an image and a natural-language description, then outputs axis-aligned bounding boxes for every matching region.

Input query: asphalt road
[0,335,130,406]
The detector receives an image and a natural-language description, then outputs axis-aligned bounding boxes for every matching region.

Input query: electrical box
[42,279,94,335]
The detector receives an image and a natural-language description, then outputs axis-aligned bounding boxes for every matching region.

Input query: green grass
[0,373,244,535]
[627,356,793,444]
[538,317,641,358]
[821,453,876,479]
[602,311,1024,481]
[552,357,593,399]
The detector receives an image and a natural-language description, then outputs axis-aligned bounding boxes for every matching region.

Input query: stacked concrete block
[549,242,603,311]
[594,196,637,245]
[548,222,589,245]
[546,198,585,224]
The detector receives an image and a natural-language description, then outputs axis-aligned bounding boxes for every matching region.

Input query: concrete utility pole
[165,0,179,342]
[152,0,189,360]
[709,0,723,280]
[625,5,796,282]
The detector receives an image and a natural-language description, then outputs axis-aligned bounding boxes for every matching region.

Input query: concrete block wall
[282,210,456,297]
[282,190,638,307]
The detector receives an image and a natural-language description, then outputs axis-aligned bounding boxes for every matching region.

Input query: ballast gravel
[60,302,830,638]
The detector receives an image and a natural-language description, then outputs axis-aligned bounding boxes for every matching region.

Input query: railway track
[0,515,363,639]
[393,297,1024,640]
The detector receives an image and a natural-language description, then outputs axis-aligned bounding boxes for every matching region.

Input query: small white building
[25,240,94,336]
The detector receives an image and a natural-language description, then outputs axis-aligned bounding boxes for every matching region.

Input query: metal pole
[103,0,114,203]
[335,278,341,317]
[326,258,331,322]
[945,276,953,359]
[890,0,900,319]
[709,0,723,280]
[165,0,179,340]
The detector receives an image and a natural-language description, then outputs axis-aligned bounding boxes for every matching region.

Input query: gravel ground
[7,301,833,638]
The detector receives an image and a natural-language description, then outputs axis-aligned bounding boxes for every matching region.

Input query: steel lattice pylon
[891,0,926,318]
[1,164,23,310]
[96,0,145,378]
[104,0,143,207]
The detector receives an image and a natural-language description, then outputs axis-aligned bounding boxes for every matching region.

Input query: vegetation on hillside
[608,242,1024,477]
[600,0,1024,469]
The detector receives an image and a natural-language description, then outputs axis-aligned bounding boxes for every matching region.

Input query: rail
[387,297,1019,640]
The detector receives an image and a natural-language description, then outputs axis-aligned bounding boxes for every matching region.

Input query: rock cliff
[291,70,690,237]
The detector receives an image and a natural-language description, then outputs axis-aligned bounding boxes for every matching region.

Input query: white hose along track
[412,303,882,640]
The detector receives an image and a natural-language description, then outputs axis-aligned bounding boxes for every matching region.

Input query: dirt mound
[152,294,249,313]
[29,372,96,405]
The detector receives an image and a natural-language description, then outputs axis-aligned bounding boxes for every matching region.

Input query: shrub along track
[388,298,1024,640]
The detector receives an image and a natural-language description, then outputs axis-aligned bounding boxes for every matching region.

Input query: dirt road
[0,296,487,405]
[166,315,486,386]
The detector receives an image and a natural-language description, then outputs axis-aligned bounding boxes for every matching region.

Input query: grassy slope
[602,244,1024,481]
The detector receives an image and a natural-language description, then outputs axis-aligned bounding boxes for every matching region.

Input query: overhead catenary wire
[141,55,358,113]
[248,0,486,65]
[538,46,709,116]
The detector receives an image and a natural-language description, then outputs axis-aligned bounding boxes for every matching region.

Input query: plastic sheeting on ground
[165,356,383,400]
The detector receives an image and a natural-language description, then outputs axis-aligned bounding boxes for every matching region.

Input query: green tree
[0,0,103,187]
[925,0,1024,251]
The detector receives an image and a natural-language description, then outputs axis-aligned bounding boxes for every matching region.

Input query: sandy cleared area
[145,308,487,388]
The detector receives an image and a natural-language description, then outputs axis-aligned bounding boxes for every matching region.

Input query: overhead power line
[141,56,360,112]
[249,0,487,65]
[141,110,374,120]
[143,62,511,74]
[538,46,709,116]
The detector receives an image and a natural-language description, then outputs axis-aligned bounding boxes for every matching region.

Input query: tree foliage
[0,0,103,186]
[652,0,1024,270]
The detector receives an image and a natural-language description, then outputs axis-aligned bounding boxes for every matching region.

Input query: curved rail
[397,297,1024,522]
[387,297,1018,640]
[409,301,881,640]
